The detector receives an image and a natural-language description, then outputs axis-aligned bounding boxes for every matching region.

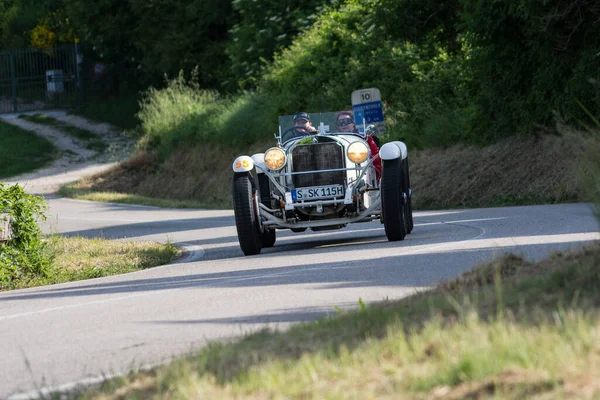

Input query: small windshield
[279,110,365,143]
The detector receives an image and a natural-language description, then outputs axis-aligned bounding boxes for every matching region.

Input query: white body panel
[379,141,407,160]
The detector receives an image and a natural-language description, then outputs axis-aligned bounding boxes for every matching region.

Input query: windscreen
[278,110,364,143]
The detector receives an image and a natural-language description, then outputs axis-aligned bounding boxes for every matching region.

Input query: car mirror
[365,124,377,136]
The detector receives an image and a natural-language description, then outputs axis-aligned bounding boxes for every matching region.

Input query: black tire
[261,229,276,247]
[232,172,262,256]
[381,158,407,241]
[403,158,414,234]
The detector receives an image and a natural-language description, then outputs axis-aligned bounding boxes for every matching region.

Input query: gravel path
[1,110,134,194]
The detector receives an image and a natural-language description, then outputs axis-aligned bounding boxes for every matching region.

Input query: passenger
[336,111,382,179]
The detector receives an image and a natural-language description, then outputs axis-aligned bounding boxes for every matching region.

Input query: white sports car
[231,110,413,255]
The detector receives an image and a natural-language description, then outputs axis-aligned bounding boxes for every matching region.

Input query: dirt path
[1,110,134,194]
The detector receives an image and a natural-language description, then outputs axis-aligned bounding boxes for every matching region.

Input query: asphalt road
[1,198,598,399]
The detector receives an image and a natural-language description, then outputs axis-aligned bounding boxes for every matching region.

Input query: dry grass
[410,132,589,209]
[61,141,271,209]
[60,132,593,210]
[66,242,600,400]
[50,236,180,272]
[7,236,181,290]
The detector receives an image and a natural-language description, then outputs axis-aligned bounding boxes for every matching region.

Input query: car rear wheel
[381,158,407,241]
[261,229,276,247]
[403,158,414,234]
[232,172,262,255]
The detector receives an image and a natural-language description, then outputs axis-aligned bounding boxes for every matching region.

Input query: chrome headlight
[347,141,369,164]
[264,147,287,170]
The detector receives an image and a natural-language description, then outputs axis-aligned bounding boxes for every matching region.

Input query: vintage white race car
[231,111,413,255]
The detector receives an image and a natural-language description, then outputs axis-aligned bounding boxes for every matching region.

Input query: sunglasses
[337,118,354,126]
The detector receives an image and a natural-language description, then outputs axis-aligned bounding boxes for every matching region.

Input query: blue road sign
[352,100,384,135]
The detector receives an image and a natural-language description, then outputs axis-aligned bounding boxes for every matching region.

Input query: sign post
[351,88,385,136]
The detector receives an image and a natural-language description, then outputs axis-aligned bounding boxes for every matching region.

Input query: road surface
[1,198,598,399]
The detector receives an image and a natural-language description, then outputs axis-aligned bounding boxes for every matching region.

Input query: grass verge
[3,236,180,291]
[0,120,58,179]
[66,242,600,399]
[58,185,213,209]
[19,113,108,153]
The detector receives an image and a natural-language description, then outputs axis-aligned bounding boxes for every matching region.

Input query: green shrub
[0,183,52,289]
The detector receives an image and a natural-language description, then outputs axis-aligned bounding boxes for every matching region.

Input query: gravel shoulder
[0,109,134,194]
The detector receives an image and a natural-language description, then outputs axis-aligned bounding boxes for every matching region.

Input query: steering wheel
[283,126,313,139]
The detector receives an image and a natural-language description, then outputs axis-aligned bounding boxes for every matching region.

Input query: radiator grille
[291,142,345,188]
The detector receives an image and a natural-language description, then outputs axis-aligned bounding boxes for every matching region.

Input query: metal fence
[0,44,82,114]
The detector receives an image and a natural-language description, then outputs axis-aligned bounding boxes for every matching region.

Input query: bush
[0,183,51,289]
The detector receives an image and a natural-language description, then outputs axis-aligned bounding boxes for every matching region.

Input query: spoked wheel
[232,172,262,255]
[381,158,407,241]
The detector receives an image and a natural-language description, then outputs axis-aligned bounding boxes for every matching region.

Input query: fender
[251,153,266,173]
[379,141,408,161]
[232,156,254,172]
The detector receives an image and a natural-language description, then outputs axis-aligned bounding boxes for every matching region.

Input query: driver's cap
[293,112,310,122]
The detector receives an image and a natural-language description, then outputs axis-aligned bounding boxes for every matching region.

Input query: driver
[336,111,381,179]
[293,112,318,134]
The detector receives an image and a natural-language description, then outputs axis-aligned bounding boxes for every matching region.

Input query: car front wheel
[381,158,407,241]
[232,172,262,255]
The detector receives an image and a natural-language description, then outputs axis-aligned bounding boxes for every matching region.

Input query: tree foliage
[460,0,600,139]
[1,0,598,144]
[61,0,232,88]
[227,0,331,89]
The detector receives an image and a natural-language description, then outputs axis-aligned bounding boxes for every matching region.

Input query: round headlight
[347,141,369,164]
[264,147,286,170]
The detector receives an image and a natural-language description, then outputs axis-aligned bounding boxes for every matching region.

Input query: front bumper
[260,197,381,229]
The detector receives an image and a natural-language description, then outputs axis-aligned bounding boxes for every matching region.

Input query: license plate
[292,185,344,201]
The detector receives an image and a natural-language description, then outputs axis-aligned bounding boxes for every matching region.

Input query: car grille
[291,142,345,188]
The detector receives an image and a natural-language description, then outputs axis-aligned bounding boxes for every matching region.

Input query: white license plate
[292,185,344,201]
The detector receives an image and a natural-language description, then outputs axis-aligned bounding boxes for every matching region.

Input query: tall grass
[137,71,279,159]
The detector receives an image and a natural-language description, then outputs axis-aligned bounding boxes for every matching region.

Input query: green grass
[58,185,214,209]
[19,113,108,153]
[63,243,600,399]
[0,120,58,178]
[3,236,181,290]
